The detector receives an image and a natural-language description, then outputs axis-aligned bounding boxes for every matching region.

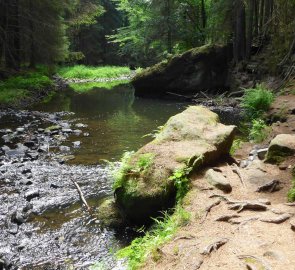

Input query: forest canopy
[0,0,294,71]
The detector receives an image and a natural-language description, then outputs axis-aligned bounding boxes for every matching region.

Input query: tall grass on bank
[0,71,53,104]
[241,84,275,119]
[57,65,131,79]
[117,205,191,270]
[69,80,129,92]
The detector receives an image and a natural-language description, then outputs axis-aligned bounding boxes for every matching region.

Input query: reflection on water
[34,85,187,164]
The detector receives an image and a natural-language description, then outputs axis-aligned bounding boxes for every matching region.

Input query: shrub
[249,119,270,143]
[241,84,275,119]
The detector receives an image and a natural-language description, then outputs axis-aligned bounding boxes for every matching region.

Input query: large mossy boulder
[266,134,295,164]
[132,44,232,98]
[114,106,236,224]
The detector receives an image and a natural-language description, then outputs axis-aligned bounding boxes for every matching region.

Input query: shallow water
[33,85,186,164]
[0,85,187,269]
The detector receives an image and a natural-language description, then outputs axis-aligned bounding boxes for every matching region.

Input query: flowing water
[0,84,187,269]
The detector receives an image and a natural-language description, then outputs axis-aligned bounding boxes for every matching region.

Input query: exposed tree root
[228,201,268,213]
[260,213,292,224]
[215,214,241,222]
[238,255,272,270]
[200,238,229,255]
[232,163,246,187]
[256,180,280,193]
[200,199,221,224]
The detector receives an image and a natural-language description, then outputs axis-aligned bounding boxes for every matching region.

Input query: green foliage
[0,71,54,104]
[230,139,244,155]
[241,84,275,119]
[169,166,193,202]
[142,125,164,139]
[136,153,155,171]
[57,65,130,79]
[112,152,155,190]
[117,205,191,270]
[69,80,129,92]
[288,187,295,202]
[249,119,270,143]
[112,151,134,190]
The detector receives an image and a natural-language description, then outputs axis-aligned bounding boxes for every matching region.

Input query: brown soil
[142,91,295,270]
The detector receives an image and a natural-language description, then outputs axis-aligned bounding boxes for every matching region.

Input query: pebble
[25,189,40,201]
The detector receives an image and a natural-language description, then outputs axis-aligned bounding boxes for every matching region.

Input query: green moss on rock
[114,106,236,224]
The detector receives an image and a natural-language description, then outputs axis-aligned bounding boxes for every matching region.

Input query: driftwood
[256,180,280,193]
[71,180,92,213]
[201,238,229,255]
[260,213,291,224]
[215,214,240,222]
[200,91,210,99]
[200,199,221,224]
[232,163,246,187]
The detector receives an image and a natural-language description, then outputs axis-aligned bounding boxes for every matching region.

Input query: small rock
[73,141,81,148]
[279,164,288,170]
[290,219,295,231]
[205,169,232,193]
[22,168,31,175]
[20,179,33,185]
[257,148,268,160]
[59,146,71,152]
[16,127,25,133]
[73,129,82,135]
[75,123,88,128]
[25,189,40,201]
[26,151,39,160]
[24,141,35,148]
[61,128,73,133]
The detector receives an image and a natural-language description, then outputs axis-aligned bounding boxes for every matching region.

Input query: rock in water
[114,106,236,223]
[266,134,295,164]
[132,44,232,98]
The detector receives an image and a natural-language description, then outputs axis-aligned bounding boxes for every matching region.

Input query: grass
[69,80,129,92]
[0,71,54,105]
[230,138,244,155]
[249,118,271,143]
[241,84,275,119]
[116,205,191,270]
[57,65,131,79]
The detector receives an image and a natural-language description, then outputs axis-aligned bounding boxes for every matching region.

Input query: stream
[0,84,241,269]
[0,85,187,269]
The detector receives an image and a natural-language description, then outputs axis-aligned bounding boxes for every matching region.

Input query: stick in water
[71,179,92,213]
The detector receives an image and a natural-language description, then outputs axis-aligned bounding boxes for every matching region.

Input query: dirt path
[142,93,295,270]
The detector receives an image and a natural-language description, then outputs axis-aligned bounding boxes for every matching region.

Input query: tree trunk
[5,0,20,70]
[29,0,36,68]
[234,0,246,62]
[166,0,172,54]
[246,0,254,59]
[259,0,264,35]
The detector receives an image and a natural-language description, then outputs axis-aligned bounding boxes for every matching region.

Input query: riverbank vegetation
[57,65,131,79]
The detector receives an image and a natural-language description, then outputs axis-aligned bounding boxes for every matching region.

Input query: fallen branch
[200,91,210,99]
[201,238,229,255]
[256,180,280,193]
[260,213,291,224]
[232,163,246,187]
[200,199,221,224]
[71,180,92,213]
